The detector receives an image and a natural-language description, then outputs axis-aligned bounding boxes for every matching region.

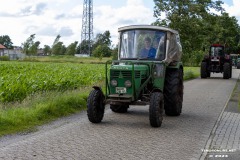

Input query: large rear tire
[164,68,183,116]
[207,71,211,77]
[149,92,164,127]
[201,62,208,78]
[87,89,105,123]
[110,105,128,113]
[223,63,230,79]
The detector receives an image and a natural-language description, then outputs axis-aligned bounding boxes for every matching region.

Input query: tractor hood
[111,64,149,71]
[110,64,149,79]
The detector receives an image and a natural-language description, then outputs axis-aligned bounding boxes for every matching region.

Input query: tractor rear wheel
[87,89,105,123]
[201,62,208,78]
[223,63,230,79]
[110,105,128,113]
[164,68,183,116]
[149,92,164,127]
[207,71,211,77]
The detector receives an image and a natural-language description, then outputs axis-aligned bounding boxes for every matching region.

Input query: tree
[78,40,93,55]
[29,41,40,55]
[51,42,64,55]
[60,45,67,55]
[66,41,78,55]
[43,45,51,55]
[22,34,38,55]
[111,45,118,60]
[52,35,61,46]
[152,0,237,65]
[93,31,111,49]
[51,35,65,55]
[92,44,111,58]
[93,30,111,48]
[92,30,112,57]
[0,35,13,49]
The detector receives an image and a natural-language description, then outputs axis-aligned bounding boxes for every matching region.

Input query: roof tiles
[0,44,6,49]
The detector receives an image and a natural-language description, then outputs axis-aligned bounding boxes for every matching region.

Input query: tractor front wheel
[110,105,129,113]
[149,92,164,127]
[87,89,105,123]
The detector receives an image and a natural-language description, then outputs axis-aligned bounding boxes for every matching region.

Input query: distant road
[0,68,239,160]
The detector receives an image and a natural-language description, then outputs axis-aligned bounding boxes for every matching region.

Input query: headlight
[111,79,118,86]
[124,80,132,87]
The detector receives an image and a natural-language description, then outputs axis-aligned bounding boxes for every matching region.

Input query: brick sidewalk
[205,112,240,159]
[205,112,240,160]
[212,112,240,150]
[204,78,240,159]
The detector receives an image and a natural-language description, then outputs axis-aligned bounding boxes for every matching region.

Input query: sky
[0,0,239,48]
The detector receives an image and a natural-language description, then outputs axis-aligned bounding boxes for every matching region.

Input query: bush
[0,56,10,61]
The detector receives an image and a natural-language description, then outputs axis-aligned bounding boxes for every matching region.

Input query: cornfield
[0,62,105,102]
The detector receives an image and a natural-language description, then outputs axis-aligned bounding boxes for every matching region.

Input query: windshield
[119,29,166,60]
[210,46,224,57]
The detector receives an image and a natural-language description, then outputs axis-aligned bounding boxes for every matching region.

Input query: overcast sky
[0,0,239,48]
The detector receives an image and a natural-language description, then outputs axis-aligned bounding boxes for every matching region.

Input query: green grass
[184,67,200,80]
[237,80,240,111]
[0,89,89,136]
[0,66,199,137]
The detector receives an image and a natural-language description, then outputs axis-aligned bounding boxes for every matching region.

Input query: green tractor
[87,25,183,127]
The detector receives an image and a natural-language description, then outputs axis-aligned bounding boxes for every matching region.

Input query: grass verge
[184,67,200,80]
[238,79,240,111]
[0,89,89,137]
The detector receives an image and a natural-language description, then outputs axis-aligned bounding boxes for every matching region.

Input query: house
[0,44,6,56]
[0,45,25,60]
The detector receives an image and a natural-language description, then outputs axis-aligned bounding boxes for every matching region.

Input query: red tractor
[201,44,232,79]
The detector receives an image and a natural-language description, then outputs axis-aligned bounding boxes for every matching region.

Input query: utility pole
[80,0,93,56]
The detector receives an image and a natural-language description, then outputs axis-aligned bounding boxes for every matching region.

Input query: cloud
[37,26,59,36]
[58,27,74,37]
[19,3,47,16]
[55,14,66,19]
[34,3,47,15]
[93,0,155,45]
[222,0,240,22]
[0,0,155,47]
[0,12,14,17]
[0,2,47,17]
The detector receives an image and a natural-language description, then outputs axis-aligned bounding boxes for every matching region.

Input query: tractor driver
[140,37,156,59]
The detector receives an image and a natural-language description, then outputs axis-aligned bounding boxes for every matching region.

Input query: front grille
[111,70,141,78]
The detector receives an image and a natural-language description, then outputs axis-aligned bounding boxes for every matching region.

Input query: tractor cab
[119,29,166,60]
[210,44,224,57]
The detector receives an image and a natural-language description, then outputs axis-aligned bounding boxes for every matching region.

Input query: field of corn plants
[0,62,105,102]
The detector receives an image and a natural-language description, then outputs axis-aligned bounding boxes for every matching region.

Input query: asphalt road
[0,68,239,160]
